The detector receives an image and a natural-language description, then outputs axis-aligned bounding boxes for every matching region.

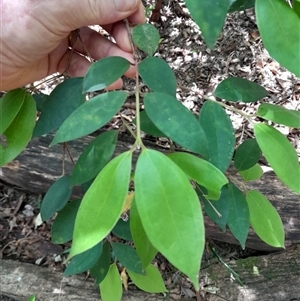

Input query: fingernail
[114,0,138,12]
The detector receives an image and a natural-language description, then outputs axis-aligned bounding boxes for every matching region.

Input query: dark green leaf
[112,242,144,274]
[132,24,160,56]
[239,164,263,182]
[229,0,255,12]
[64,242,103,276]
[32,92,49,112]
[226,183,250,249]
[112,219,132,241]
[293,0,300,18]
[144,92,208,157]
[50,91,127,146]
[185,0,232,48]
[257,103,300,128]
[40,175,73,221]
[71,131,118,185]
[33,78,85,137]
[254,124,300,194]
[199,100,235,172]
[90,241,111,284]
[139,57,177,97]
[256,0,300,77]
[214,77,268,102]
[234,138,262,171]
[51,199,81,244]
[133,111,165,137]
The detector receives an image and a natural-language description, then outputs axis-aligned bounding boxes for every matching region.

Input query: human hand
[0,0,145,91]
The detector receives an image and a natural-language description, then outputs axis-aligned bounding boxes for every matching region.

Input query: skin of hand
[0,0,145,91]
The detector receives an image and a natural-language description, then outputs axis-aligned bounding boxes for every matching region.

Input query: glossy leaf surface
[71,131,118,185]
[246,190,284,248]
[135,149,204,289]
[127,264,167,293]
[168,152,228,200]
[239,164,263,182]
[139,57,177,97]
[69,152,132,258]
[51,91,127,146]
[214,77,268,102]
[254,124,300,194]
[199,100,235,172]
[144,92,208,157]
[83,57,130,92]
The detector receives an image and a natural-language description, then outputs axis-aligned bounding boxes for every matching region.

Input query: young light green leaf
[111,243,144,274]
[197,185,229,232]
[135,149,204,290]
[112,219,132,241]
[33,78,85,137]
[199,100,235,172]
[257,103,300,128]
[90,241,111,285]
[99,263,122,301]
[83,57,130,93]
[68,151,132,259]
[0,92,36,166]
[254,124,300,194]
[132,24,160,56]
[130,199,157,269]
[64,242,103,276]
[168,152,228,200]
[139,57,177,97]
[27,295,35,301]
[127,264,167,293]
[246,190,285,248]
[234,138,262,171]
[50,91,127,146]
[0,89,25,134]
[40,175,73,221]
[185,0,232,49]
[226,183,250,249]
[214,77,268,102]
[144,92,208,158]
[51,199,81,244]
[71,130,118,185]
[256,0,300,77]
[239,164,263,182]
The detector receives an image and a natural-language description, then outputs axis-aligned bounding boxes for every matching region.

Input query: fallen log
[0,133,299,251]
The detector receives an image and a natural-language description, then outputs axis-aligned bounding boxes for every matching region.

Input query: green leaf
[130,199,157,268]
[293,0,300,18]
[168,152,228,200]
[71,131,118,185]
[228,0,255,12]
[256,0,300,77]
[135,149,204,290]
[226,183,250,249]
[234,138,262,171]
[50,91,127,146]
[144,92,208,157]
[40,175,73,221]
[134,111,165,137]
[33,92,49,112]
[254,124,300,194]
[239,164,263,182]
[64,241,103,276]
[68,151,132,259]
[51,199,81,244]
[0,89,25,134]
[246,190,285,248]
[138,57,177,97]
[257,103,300,128]
[111,243,144,274]
[83,57,130,93]
[198,185,229,232]
[214,77,268,102]
[99,263,122,301]
[199,100,235,172]
[112,219,132,241]
[90,241,111,284]
[33,78,85,137]
[185,0,232,48]
[0,92,36,167]
[27,295,35,301]
[132,24,160,56]
[127,264,167,293]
